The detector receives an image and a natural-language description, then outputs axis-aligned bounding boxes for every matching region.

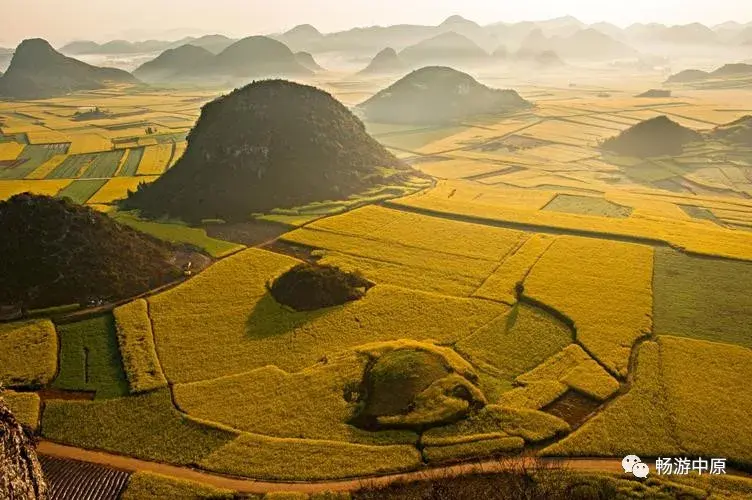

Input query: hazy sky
[2,0,750,45]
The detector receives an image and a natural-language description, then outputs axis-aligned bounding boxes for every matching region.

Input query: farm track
[40,441,751,495]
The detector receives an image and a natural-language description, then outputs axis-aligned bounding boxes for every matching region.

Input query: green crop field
[117,147,144,176]
[653,248,752,348]
[52,315,130,399]
[56,178,109,204]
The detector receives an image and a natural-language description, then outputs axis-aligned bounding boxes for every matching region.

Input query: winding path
[37,441,749,495]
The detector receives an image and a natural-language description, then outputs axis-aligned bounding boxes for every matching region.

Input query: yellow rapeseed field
[0,179,72,201]
[523,236,654,377]
[148,248,504,384]
[0,141,24,161]
[0,320,58,388]
[113,299,168,394]
[67,134,113,154]
[25,154,68,179]
[517,345,620,402]
[544,336,752,467]
[137,143,174,175]
[390,181,752,261]
[474,234,555,304]
[87,176,159,205]
[200,433,422,480]
[25,130,70,144]
[174,352,416,445]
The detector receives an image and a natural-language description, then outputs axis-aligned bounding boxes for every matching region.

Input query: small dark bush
[269,263,372,311]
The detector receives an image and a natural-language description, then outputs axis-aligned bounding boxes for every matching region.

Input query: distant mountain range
[52,16,752,59]
[133,36,311,82]
[60,34,235,55]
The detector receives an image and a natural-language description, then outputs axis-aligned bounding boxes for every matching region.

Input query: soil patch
[542,390,601,428]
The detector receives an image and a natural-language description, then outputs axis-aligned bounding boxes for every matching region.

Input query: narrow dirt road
[37,440,737,495]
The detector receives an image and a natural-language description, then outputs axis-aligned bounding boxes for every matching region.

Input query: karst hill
[123,80,411,222]
[0,194,182,310]
[357,66,532,124]
[0,38,138,99]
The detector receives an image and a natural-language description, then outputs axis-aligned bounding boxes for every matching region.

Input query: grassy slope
[111,211,244,258]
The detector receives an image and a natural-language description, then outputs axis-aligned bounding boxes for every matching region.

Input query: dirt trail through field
[37,441,749,495]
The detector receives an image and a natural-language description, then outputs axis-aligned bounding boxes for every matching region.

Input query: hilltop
[399,32,488,66]
[709,115,752,146]
[665,69,711,84]
[294,51,324,72]
[601,115,702,157]
[133,44,214,82]
[0,194,181,310]
[181,36,311,78]
[0,39,137,99]
[123,80,409,222]
[358,48,407,75]
[357,66,531,124]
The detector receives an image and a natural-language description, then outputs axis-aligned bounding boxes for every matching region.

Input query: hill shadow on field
[244,292,343,340]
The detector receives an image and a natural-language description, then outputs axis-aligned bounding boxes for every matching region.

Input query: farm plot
[544,336,752,468]
[0,144,69,179]
[117,147,144,176]
[653,248,752,348]
[455,303,573,387]
[52,315,130,399]
[80,150,126,178]
[87,176,158,205]
[147,248,504,383]
[543,194,633,218]
[0,319,58,388]
[41,456,132,500]
[137,143,174,175]
[522,236,654,377]
[120,472,233,500]
[0,141,24,161]
[42,388,237,465]
[0,179,72,201]
[173,351,417,445]
[57,179,109,204]
[47,153,97,179]
[389,181,752,261]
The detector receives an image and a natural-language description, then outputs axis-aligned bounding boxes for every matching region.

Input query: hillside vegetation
[0,194,181,309]
[124,80,410,222]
